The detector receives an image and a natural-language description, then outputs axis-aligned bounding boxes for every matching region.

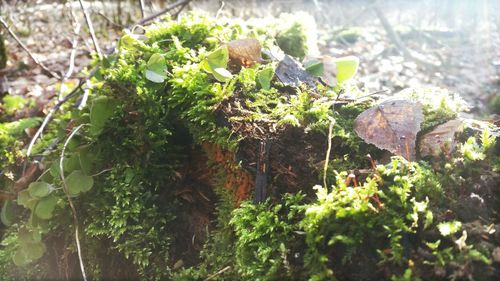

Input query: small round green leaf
[49,160,60,178]
[257,67,275,90]
[145,53,167,83]
[335,56,359,84]
[90,96,116,135]
[28,182,52,198]
[145,70,167,83]
[1,200,15,226]
[34,195,58,220]
[304,59,324,77]
[17,190,37,210]
[13,249,29,266]
[24,241,46,260]
[66,170,94,196]
[212,67,233,82]
[205,46,229,71]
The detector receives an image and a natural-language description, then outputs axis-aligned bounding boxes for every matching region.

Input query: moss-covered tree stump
[0,13,498,281]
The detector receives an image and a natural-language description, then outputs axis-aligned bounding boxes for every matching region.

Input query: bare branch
[76,0,102,59]
[173,0,191,19]
[24,81,84,173]
[59,5,81,101]
[137,0,193,26]
[373,4,439,70]
[139,0,146,18]
[59,124,87,281]
[0,16,61,79]
[204,266,231,281]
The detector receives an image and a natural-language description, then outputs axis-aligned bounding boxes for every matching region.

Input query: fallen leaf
[227,39,262,67]
[275,55,317,88]
[354,99,424,161]
[419,119,463,157]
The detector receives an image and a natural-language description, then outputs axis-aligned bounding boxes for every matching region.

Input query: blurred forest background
[1,0,499,118]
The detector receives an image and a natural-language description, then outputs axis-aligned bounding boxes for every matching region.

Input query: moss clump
[335,27,364,44]
[489,95,500,114]
[275,13,318,60]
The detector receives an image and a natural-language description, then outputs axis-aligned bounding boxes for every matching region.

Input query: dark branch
[137,0,193,26]
[0,16,61,79]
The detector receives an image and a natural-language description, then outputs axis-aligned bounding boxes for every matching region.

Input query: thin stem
[77,0,102,59]
[136,0,193,25]
[139,0,146,18]
[323,117,335,189]
[60,124,87,281]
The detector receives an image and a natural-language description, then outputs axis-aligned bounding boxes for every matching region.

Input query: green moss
[275,13,317,60]
[489,95,500,114]
[335,27,364,44]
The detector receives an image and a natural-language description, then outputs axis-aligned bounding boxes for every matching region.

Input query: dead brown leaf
[227,39,262,67]
[354,99,424,161]
[419,119,463,157]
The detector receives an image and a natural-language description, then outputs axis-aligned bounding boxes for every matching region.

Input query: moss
[489,95,500,114]
[335,27,364,44]
[275,13,317,60]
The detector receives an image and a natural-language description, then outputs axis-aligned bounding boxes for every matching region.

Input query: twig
[0,16,61,79]
[60,124,87,281]
[215,1,225,20]
[76,0,102,59]
[204,266,231,281]
[139,0,146,18]
[173,1,190,19]
[24,80,84,173]
[0,191,15,201]
[59,6,81,101]
[323,117,335,188]
[373,4,438,70]
[95,11,123,29]
[137,0,193,25]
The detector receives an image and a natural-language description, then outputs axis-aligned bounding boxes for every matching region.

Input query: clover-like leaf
[17,190,37,210]
[304,59,324,77]
[212,67,233,82]
[145,53,168,83]
[335,56,359,84]
[28,182,52,198]
[1,200,14,226]
[256,66,275,90]
[13,249,29,266]
[26,241,46,260]
[205,45,229,71]
[66,170,94,196]
[90,96,116,135]
[34,195,58,220]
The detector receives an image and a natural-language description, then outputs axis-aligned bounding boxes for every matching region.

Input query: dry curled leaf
[354,99,424,161]
[419,119,463,157]
[227,39,262,68]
